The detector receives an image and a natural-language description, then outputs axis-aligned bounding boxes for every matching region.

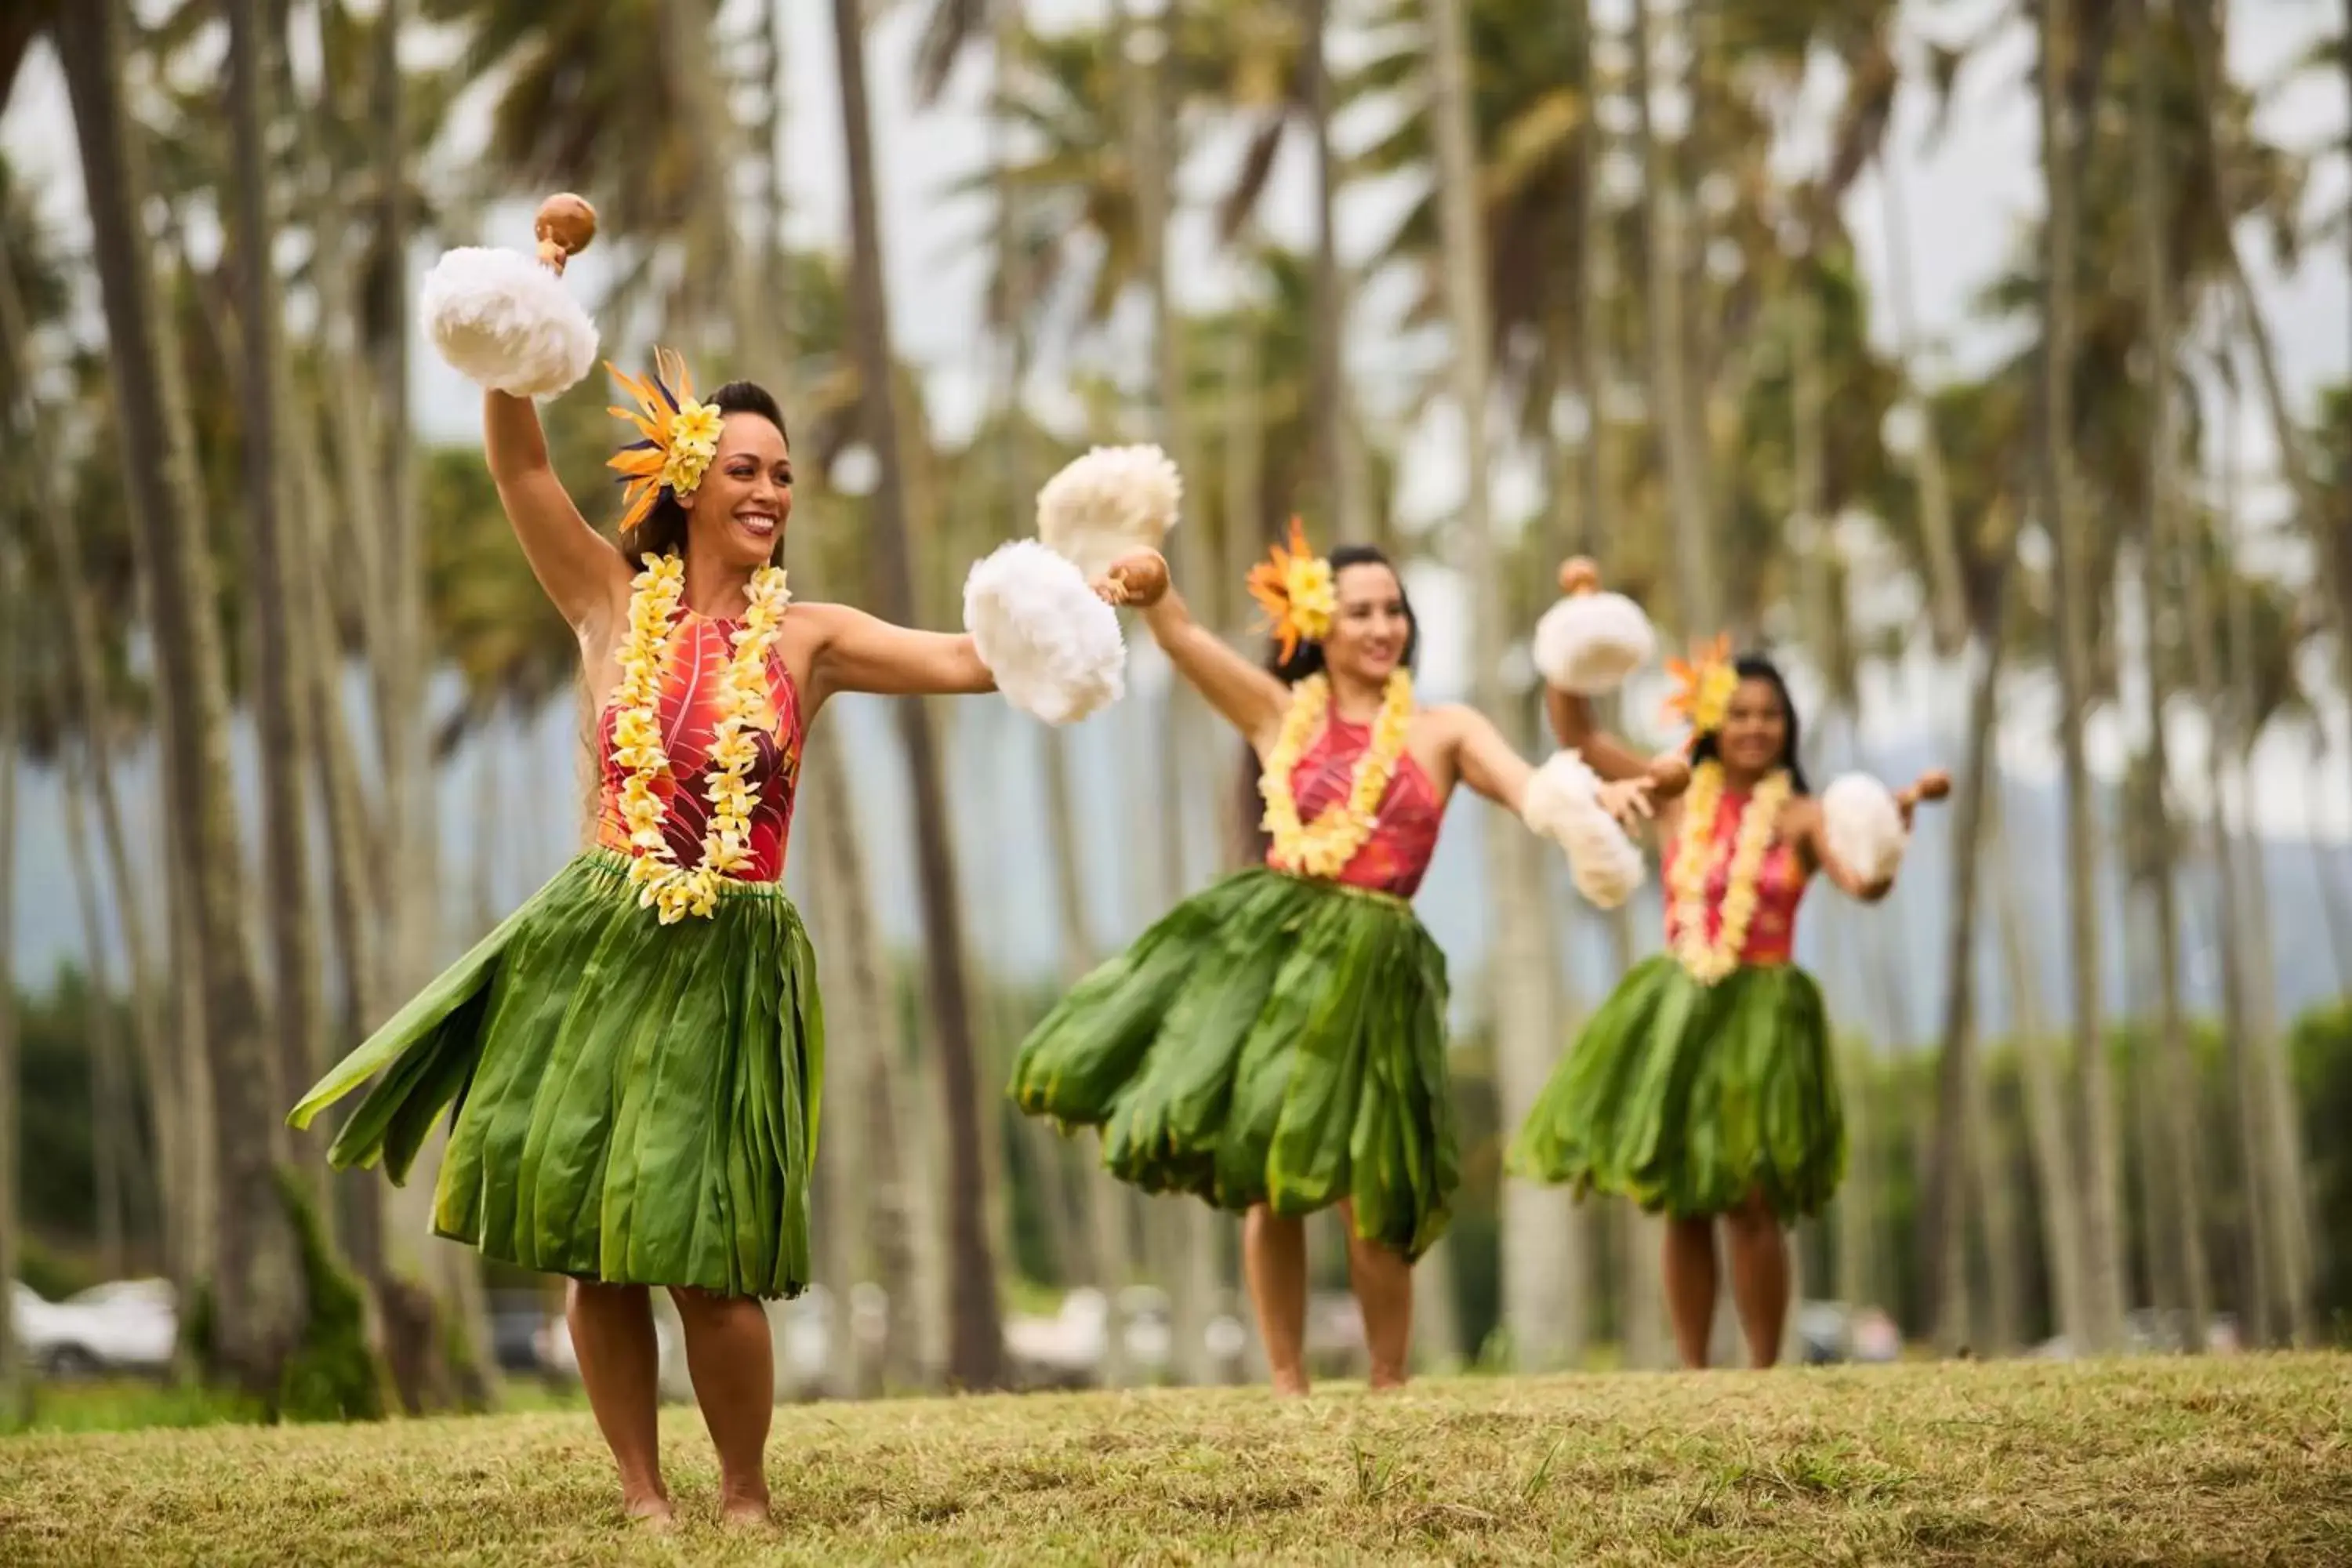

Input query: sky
[2,0,2347,842]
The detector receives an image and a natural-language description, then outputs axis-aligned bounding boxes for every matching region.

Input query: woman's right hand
[1093,550,1170,608]
[1597,777,1655,829]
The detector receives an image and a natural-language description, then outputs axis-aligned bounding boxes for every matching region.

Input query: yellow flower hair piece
[1246,517,1338,664]
[607,347,724,534]
[611,554,793,924]
[1662,633,1738,749]
[1259,670,1415,880]
[1667,760,1792,983]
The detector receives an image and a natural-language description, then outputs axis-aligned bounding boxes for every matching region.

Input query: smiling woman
[1511,564,1949,1374]
[286,199,1125,1533]
[1009,521,1664,1399]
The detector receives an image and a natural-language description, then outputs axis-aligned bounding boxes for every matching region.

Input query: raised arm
[1544,687,1661,784]
[484,390,630,633]
[803,602,995,706]
[1107,553,1290,751]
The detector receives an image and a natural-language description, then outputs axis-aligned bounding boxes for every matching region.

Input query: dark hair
[615,380,790,564]
[1264,545,1419,684]
[1690,653,1811,795]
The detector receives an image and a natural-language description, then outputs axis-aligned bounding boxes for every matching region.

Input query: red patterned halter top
[1662,786,1808,966]
[593,609,804,884]
[1269,713,1443,898]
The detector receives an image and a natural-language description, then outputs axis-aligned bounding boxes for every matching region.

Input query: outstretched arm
[1544,687,1664,784]
[484,390,630,636]
[804,603,995,705]
[1106,553,1290,751]
[1801,769,1949,903]
[1444,706,1658,827]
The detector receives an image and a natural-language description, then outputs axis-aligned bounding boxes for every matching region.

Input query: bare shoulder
[1416,702,1483,739]
[779,598,861,645]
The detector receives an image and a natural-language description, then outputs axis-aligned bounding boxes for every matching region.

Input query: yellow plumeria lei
[612,553,793,924]
[1668,760,1792,984]
[1259,670,1415,880]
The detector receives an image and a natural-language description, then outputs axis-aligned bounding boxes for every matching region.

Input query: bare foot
[622,1490,675,1531]
[1368,1368,1410,1393]
[718,1486,775,1530]
[1271,1373,1311,1399]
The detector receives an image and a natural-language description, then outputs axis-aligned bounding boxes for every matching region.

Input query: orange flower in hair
[606,347,723,532]
[1245,518,1338,663]
[1662,633,1738,747]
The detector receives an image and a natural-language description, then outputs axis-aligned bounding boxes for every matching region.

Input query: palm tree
[828,0,1006,1390]
[0,529,23,1424]
[228,0,326,1186]
[1421,0,1573,1370]
[2038,0,2127,1356]
[55,0,314,1395]
[1628,0,1715,633]
[0,183,193,1305]
[2127,0,2209,1350]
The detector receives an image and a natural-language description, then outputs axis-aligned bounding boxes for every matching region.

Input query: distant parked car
[1795,1301,1901,1365]
[10,1278,178,1377]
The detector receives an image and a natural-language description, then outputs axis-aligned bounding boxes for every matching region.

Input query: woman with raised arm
[1510,560,1946,1370]
[289,201,1116,1530]
[1011,524,1655,1396]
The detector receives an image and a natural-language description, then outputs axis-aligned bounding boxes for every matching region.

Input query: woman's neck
[1715,761,1770,794]
[1326,668,1391,721]
[681,550,754,619]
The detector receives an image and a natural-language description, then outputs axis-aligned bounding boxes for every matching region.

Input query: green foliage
[270,1174,386,1425]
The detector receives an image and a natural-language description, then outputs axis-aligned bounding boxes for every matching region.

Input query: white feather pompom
[1531,591,1657,695]
[1821,773,1907,887]
[1521,750,1646,910]
[420,246,599,398]
[964,540,1127,725]
[1035,445,1182,578]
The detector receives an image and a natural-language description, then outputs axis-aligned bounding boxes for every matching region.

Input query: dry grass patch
[3,1355,2347,1564]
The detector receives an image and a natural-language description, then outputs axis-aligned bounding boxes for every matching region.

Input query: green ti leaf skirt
[1011,866,1456,1260]
[1508,953,1844,1221]
[287,851,824,1299]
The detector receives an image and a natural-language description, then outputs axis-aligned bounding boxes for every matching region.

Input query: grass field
[2,1355,2347,1564]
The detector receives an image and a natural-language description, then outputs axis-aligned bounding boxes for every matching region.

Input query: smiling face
[682,410,793,570]
[1321,561,1412,685]
[1716,674,1791,777]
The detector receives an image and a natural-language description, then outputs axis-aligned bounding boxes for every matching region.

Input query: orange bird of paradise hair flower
[1245,518,1339,663]
[1661,633,1738,750]
[605,347,724,534]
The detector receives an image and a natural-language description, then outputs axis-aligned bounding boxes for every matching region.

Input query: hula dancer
[1510,560,1946,1370]
[291,201,1118,1527]
[1012,525,1650,1396]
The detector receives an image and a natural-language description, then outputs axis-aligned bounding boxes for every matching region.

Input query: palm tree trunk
[2216,478,2314,1345]
[1629,0,1716,632]
[0,536,24,1422]
[1876,160,1969,655]
[1424,0,1571,1371]
[1965,1014,2024,1356]
[801,734,927,1388]
[61,746,134,1276]
[0,237,187,1297]
[1990,804,2090,1347]
[1300,0,1346,532]
[1573,0,1608,560]
[229,0,325,1180]
[1926,604,2005,1352]
[829,0,1006,1390]
[2037,0,2125,1353]
[60,0,308,1392]
[2128,13,2211,1348]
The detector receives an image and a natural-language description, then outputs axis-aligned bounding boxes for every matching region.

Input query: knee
[667,1285,758,1325]
[569,1277,648,1313]
[1726,1196,1781,1240]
